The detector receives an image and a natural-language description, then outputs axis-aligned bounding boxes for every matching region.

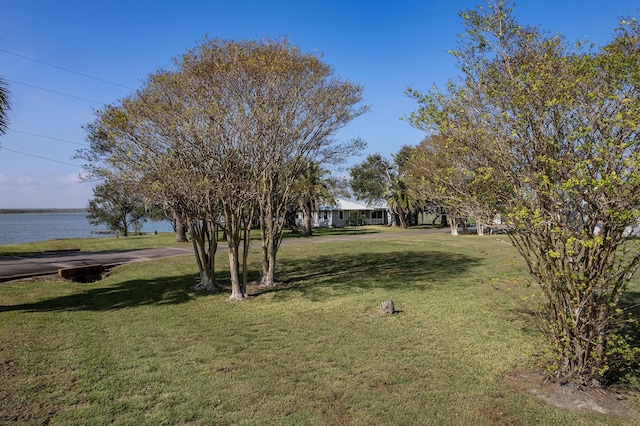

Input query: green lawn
[1,233,638,424]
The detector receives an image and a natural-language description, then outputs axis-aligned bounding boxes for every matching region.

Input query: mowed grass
[1,233,638,425]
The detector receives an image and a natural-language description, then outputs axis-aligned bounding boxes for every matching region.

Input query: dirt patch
[504,369,640,418]
[481,406,525,425]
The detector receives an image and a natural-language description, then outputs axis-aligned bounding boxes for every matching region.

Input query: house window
[339,211,344,220]
[322,211,328,220]
[372,210,383,219]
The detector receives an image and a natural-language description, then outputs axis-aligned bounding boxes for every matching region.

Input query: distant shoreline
[0,210,173,245]
[0,209,87,214]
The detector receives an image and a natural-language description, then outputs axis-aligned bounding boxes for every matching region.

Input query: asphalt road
[0,247,195,282]
[0,227,450,283]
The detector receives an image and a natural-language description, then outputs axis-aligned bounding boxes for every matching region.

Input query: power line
[7,129,89,146]
[1,146,82,168]
[0,48,135,90]
[6,79,108,105]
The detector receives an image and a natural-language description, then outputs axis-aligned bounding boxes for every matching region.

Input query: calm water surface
[0,211,174,245]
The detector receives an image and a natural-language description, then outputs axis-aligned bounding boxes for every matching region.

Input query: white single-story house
[308,199,389,228]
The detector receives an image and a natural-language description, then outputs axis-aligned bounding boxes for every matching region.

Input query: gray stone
[380,300,395,314]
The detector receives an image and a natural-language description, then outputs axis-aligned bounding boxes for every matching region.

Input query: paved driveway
[0,247,194,282]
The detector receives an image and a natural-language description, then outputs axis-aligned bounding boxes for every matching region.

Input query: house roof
[320,198,381,211]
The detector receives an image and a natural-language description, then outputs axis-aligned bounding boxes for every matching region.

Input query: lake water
[0,211,175,245]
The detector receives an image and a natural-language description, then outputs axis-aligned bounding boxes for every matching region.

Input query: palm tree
[295,161,335,236]
[0,77,10,135]
[385,177,416,229]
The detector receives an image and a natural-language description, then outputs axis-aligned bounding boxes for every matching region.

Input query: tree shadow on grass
[0,274,205,313]
[1,249,483,312]
[265,249,482,302]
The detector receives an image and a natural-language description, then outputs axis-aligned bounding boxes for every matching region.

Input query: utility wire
[0,48,135,90]
[1,146,82,168]
[7,129,89,146]
[6,79,107,105]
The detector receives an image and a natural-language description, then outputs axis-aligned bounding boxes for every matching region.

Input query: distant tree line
[0,208,87,214]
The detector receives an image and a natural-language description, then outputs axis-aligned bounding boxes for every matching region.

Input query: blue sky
[1,0,638,208]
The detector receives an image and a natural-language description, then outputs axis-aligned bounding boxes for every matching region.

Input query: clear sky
[1,0,638,208]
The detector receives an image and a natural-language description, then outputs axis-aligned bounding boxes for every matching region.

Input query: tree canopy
[407,1,640,386]
[350,148,420,228]
[350,154,395,205]
[79,38,367,298]
[87,178,147,237]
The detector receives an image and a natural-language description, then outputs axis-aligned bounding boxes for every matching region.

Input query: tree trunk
[224,206,247,300]
[242,225,250,288]
[398,209,409,229]
[173,208,188,242]
[241,204,255,287]
[262,244,277,287]
[259,202,283,287]
[189,219,219,291]
[194,270,216,290]
[261,243,270,284]
[227,241,245,299]
[300,199,313,236]
[260,231,277,286]
[449,216,459,236]
[475,216,485,236]
[121,213,129,237]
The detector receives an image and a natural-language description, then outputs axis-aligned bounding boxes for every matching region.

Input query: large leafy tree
[80,38,366,298]
[405,134,500,235]
[81,67,235,292]
[407,1,640,386]
[350,154,394,205]
[350,148,419,228]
